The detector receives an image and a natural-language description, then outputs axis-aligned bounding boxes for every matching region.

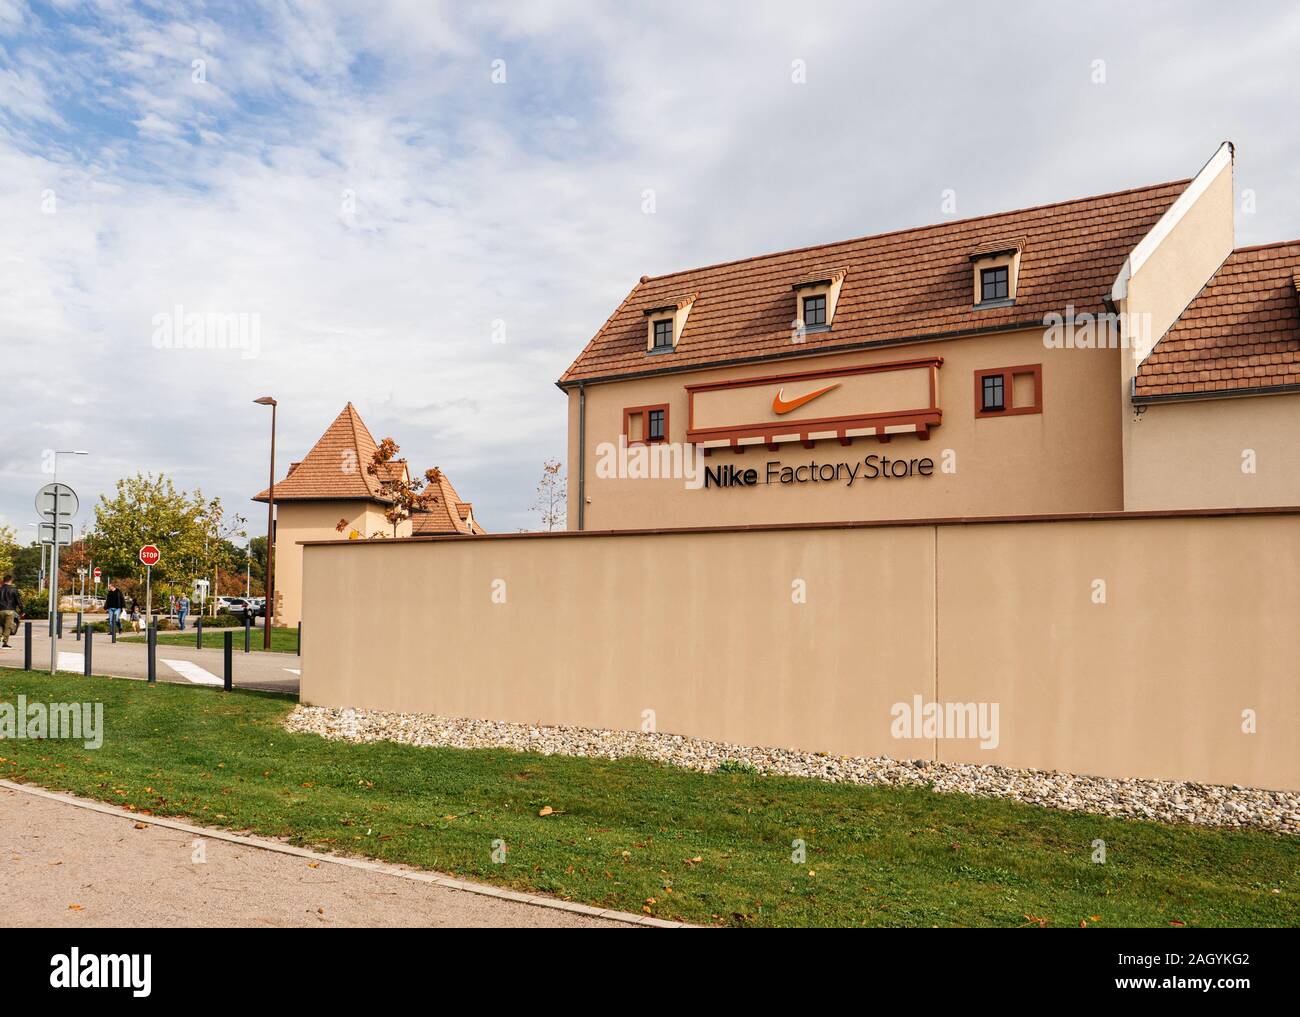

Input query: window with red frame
[623,403,669,444]
[974,364,1042,417]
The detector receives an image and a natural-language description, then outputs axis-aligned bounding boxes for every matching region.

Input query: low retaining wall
[301,509,1300,791]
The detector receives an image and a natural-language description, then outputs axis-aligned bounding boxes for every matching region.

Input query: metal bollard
[147,622,157,684]
[297,621,302,655]
[84,626,93,676]
[111,615,117,644]
[223,631,233,691]
[23,621,32,670]
[57,611,63,638]
[196,616,203,650]
[76,611,83,641]
[244,616,251,654]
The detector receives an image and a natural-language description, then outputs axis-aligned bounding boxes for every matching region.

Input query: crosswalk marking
[161,658,223,686]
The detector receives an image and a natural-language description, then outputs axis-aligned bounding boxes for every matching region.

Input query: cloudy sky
[2,0,1298,540]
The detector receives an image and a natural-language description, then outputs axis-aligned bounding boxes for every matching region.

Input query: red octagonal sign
[139,544,161,567]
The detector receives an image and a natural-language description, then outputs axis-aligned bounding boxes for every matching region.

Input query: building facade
[558,143,1300,528]
[254,403,483,627]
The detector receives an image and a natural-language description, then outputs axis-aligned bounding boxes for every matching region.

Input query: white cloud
[1,0,1298,538]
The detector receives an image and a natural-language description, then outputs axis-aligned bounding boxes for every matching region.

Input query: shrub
[715,759,759,775]
[20,591,49,619]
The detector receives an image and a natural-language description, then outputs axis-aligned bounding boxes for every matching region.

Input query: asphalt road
[0,785,635,928]
[0,625,300,695]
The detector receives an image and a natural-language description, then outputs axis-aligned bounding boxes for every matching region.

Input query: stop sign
[139,545,161,567]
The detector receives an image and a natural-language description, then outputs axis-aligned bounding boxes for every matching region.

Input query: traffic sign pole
[47,488,61,674]
[139,545,161,626]
[37,483,79,676]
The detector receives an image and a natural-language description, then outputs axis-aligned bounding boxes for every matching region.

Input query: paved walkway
[0,783,641,928]
[0,625,300,695]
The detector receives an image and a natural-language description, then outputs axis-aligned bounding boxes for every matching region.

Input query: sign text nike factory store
[704,455,937,489]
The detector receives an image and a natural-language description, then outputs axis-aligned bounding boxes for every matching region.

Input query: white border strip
[1110,141,1233,303]
[0,780,689,929]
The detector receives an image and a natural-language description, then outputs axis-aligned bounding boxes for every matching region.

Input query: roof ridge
[1231,239,1300,255]
[636,178,1192,285]
[346,403,383,499]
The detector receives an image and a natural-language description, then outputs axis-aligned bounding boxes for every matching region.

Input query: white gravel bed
[284,705,1300,835]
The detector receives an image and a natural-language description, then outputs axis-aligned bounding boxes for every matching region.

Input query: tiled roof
[558,180,1189,385]
[254,402,388,502]
[254,406,485,536]
[1135,241,1300,400]
[411,471,485,535]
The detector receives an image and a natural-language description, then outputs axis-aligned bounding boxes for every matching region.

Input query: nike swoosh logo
[772,383,840,415]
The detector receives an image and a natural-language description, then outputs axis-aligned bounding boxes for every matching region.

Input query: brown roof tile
[1135,241,1300,400]
[559,180,1188,385]
[410,472,485,535]
[254,403,389,502]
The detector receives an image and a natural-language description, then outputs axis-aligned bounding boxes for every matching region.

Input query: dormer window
[970,238,1023,308]
[980,266,1009,302]
[642,292,697,354]
[791,267,847,338]
[652,318,673,350]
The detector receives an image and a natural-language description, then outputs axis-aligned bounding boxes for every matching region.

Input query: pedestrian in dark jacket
[105,583,125,636]
[0,575,22,648]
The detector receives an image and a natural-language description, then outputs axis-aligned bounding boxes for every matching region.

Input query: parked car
[216,596,249,615]
[246,597,267,619]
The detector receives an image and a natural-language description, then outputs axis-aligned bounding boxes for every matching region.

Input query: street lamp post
[254,397,277,650]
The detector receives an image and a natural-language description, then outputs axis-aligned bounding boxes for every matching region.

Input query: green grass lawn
[121,626,300,653]
[1,670,1295,928]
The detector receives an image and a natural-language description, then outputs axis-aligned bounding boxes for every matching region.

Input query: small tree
[0,523,17,579]
[366,438,444,536]
[530,459,566,531]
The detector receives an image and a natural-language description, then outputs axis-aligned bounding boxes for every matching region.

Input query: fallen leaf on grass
[538,806,553,817]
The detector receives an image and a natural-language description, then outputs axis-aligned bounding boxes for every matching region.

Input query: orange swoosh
[772,382,840,415]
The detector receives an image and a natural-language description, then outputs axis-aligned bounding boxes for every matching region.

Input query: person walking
[0,576,21,649]
[129,597,141,633]
[104,583,125,637]
[177,593,190,631]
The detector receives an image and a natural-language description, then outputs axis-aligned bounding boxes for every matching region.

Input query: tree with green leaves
[0,524,17,579]
[91,473,211,594]
[192,494,247,614]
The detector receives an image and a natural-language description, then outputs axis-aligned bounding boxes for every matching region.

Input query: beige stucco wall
[566,328,1125,530]
[302,511,1300,790]
[1120,146,1237,507]
[274,500,409,627]
[1125,392,1300,509]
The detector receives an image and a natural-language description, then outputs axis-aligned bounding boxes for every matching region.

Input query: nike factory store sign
[704,454,937,489]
